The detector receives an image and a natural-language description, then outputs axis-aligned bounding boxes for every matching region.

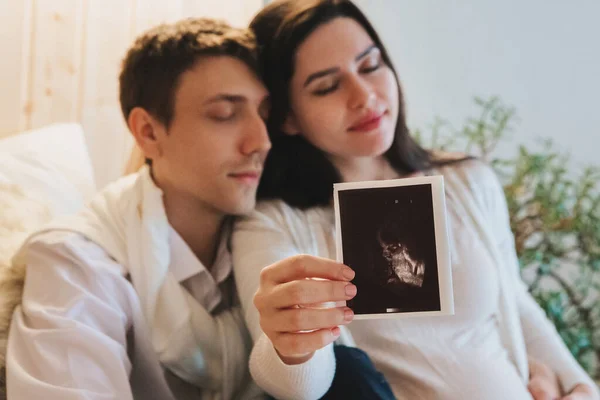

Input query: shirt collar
[168,219,232,284]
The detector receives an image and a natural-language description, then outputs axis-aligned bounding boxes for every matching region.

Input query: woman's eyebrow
[355,44,377,62]
[304,67,339,88]
[303,44,378,88]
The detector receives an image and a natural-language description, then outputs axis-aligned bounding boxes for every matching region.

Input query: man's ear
[281,113,301,136]
[127,107,164,162]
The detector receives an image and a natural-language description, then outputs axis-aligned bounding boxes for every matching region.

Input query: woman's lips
[349,112,385,132]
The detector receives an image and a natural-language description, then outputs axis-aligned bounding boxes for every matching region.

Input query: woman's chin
[350,138,394,158]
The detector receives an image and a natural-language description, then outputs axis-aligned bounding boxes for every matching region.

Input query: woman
[231,1,599,399]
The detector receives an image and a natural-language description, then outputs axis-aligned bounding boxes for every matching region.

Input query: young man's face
[151,56,271,216]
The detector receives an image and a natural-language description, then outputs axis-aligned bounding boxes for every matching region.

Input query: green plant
[415,96,600,382]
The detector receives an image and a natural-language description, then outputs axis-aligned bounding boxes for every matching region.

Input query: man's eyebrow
[303,44,378,88]
[203,94,247,105]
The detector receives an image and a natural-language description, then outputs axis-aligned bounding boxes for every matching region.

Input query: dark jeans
[267,345,396,400]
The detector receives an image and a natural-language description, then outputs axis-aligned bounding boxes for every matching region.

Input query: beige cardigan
[232,160,597,400]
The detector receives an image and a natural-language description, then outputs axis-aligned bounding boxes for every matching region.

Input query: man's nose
[241,115,271,156]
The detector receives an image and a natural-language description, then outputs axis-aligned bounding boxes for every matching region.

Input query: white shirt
[170,227,233,313]
[7,227,260,400]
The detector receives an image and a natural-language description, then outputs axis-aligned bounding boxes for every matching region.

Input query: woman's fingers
[271,327,343,359]
[528,378,558,400]
[260,254,354,284]
[254,254,358,359]
[262,306,354,333]
[258,279,356,309]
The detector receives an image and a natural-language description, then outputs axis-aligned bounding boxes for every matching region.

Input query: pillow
[0,123,97,397]
[0,181,52,262]
[0,123,97,216]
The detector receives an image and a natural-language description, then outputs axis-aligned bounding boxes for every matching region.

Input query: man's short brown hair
[119,18,258,127]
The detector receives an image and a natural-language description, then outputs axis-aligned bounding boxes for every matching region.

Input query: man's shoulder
[24,231,128,277]
[27,230,92,250]
[90,170,142,204]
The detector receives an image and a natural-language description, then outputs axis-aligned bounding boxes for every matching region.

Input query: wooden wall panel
[132,0,184,36]
[79,0,135,188]
[27,0,87,130]
[182,0,263,27]
[0,0,33,136]
[0,0,264,187]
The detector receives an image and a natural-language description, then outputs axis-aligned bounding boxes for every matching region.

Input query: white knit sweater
[232,160,597,400]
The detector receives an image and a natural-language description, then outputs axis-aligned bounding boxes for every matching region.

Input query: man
[6,18,270,400]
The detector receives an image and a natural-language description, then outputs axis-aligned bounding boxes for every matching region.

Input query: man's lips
[349,111,385,132]
[229,171,261,184]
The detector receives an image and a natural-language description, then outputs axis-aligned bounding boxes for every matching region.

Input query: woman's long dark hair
[252,0,461,209]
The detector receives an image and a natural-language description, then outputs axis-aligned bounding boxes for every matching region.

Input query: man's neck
[161,189,225,269]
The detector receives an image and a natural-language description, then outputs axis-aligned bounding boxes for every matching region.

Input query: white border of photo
[333,174,454,320]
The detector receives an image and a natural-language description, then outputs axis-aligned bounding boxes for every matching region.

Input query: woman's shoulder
[236,199,333,241]
[431,152,507,214]
[252,199,305,221]
[235,199,312,232]
[254,199,332,220]
[431,151,499,189]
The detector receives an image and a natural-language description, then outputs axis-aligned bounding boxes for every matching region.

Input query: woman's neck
[330,155,400,182]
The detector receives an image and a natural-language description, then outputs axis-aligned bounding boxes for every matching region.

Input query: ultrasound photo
[333,175,454,319]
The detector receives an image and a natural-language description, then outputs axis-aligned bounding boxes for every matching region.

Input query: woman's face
[285,17,399,162]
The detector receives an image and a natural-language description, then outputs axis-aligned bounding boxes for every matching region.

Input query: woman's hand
[528,358,561,400]
[561,384,600,400]
[528,357,599,400]
[254,255,357,365]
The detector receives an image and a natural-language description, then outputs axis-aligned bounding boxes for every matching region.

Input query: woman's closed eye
[360,62,381,74]
[311,57,383,97]
[360,53,383,74]
[312,78,340,96]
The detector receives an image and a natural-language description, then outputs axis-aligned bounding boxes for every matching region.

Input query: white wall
[356,0,600,168]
